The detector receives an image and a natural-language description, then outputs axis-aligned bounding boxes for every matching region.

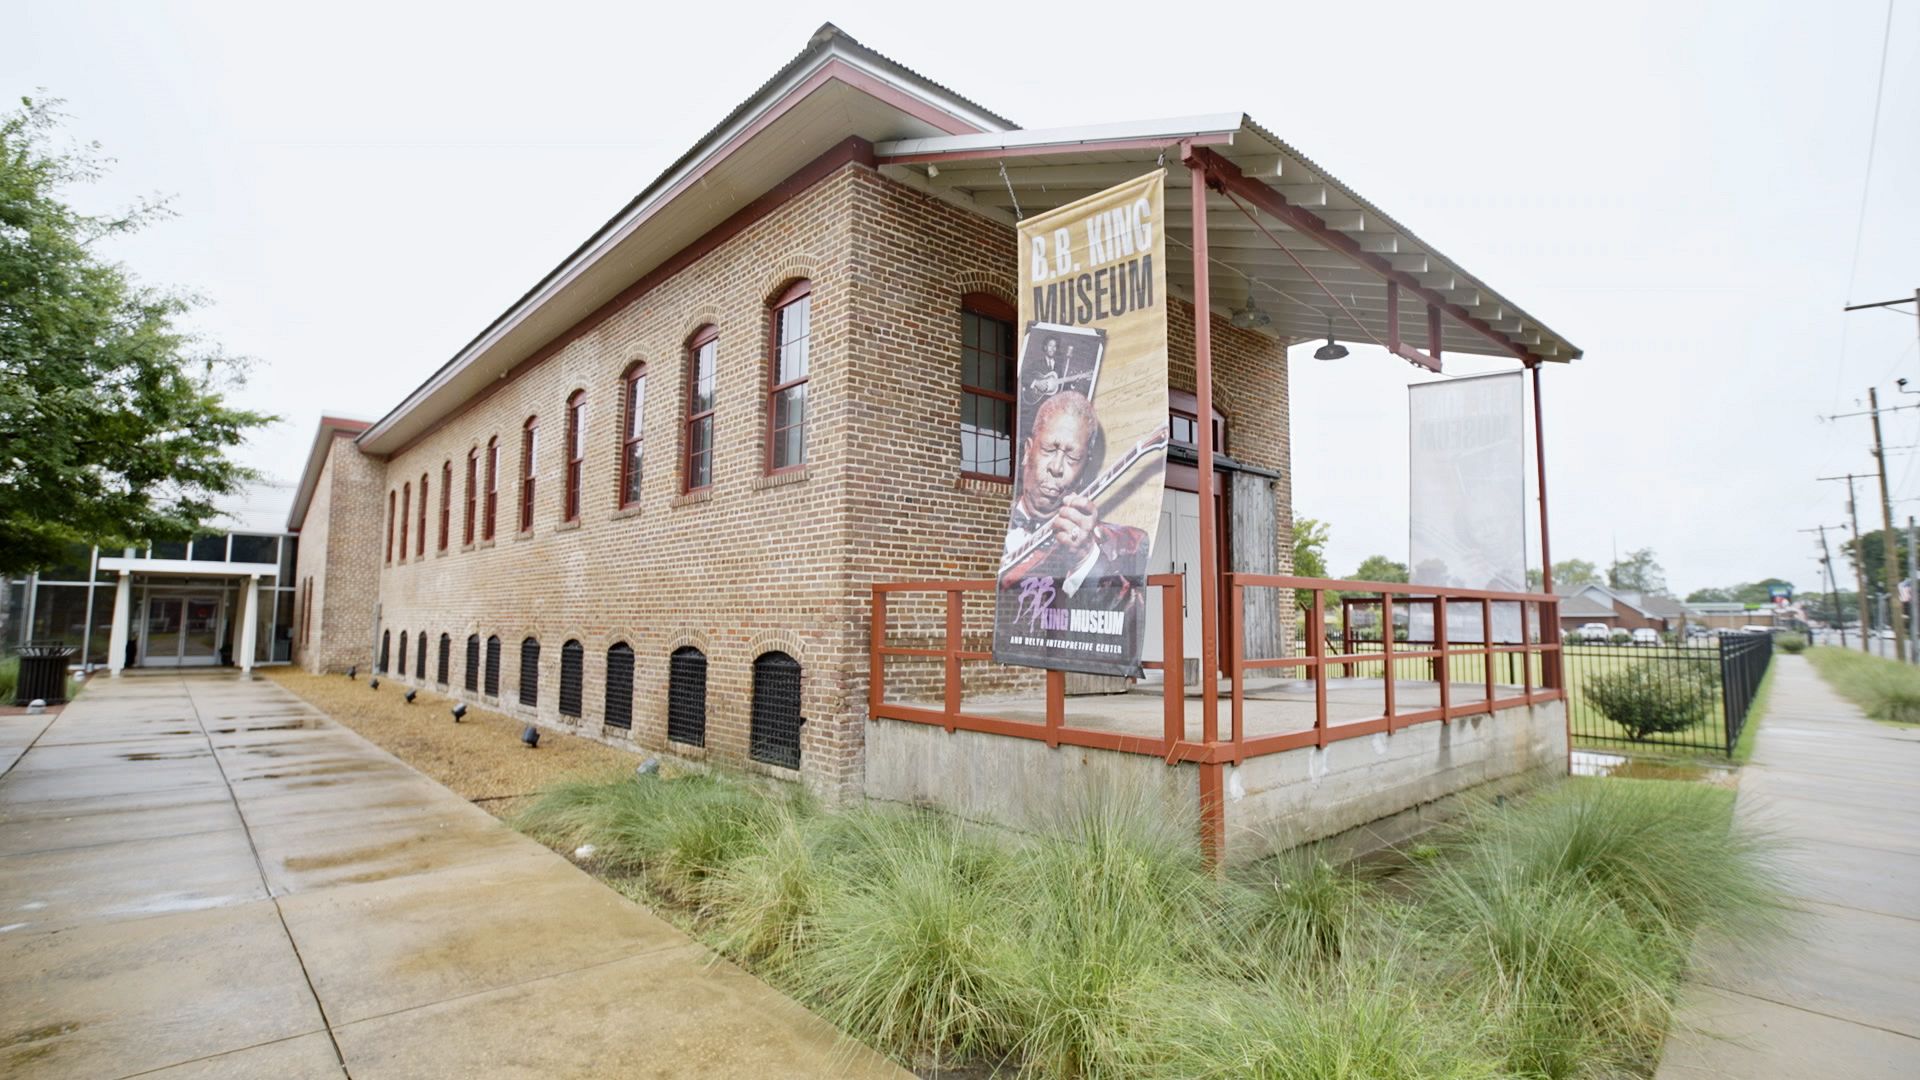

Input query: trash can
[14,645,76,706]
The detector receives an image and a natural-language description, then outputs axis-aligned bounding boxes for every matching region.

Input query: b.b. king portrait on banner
[993,171,1170,678]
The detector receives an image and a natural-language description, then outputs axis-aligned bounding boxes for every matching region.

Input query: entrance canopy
[876,114,1580,368]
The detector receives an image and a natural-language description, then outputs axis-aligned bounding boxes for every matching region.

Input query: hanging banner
[993,171,1170,677]
[1408,371,1527,643]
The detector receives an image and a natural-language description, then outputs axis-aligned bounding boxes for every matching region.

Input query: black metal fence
[1564,633,1773,756]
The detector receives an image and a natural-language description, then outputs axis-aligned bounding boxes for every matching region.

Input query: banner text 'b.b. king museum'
[993,171,1170,678]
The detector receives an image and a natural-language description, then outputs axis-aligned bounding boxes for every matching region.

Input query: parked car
[1631,628,1661,646]
[1740,624,1773,635]
[1575,622,1612,642]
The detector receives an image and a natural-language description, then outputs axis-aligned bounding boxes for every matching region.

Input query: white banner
[1408,372,1527,644]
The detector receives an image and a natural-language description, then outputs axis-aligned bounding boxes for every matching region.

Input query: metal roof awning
[99,557,280,579]
[876,114,1580,367]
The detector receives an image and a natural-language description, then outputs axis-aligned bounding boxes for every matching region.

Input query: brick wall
[293,432,385,673]
[312,160,1293,800]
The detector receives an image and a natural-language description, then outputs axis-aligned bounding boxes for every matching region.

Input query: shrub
[1584,661,1715,740]
[1774,632,1806,654]
[0,656,15,703]
[1609,629,1633,645]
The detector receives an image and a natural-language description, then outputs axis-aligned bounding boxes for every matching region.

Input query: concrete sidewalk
[0,672,906,1079]
[1657,654,1920,1078]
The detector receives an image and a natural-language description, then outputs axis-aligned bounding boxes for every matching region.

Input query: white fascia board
[876,113,1244,158]
[99,558,280,578]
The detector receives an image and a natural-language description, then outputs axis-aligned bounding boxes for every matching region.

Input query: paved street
[1657,655,1920,1078]
[0,672,904,1079]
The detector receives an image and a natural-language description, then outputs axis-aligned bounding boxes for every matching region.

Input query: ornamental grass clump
[1215,851,1373,975]
[788,812,1024,1071]
[1808,645,1920,724]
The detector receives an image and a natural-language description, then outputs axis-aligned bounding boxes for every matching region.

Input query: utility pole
[1820,473,1878,652]
[1801,524,1849,647]
[1869,388,1909,662]
[1908,516,1918,662]
[1843,288,1920,358]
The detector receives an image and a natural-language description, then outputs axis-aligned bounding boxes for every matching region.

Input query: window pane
[776,296,810,384]
[191,535,228,562]
[689,417,712,489]
[692,341,716,414]
[230,534,276,564]
[152,540,188,560]
[628,374,645,439]
[623,444,643,504]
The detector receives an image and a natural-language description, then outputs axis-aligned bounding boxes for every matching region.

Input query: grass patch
[1806,645,1920,726]
[1731,665,1774,764]
[510,769,1782,1079]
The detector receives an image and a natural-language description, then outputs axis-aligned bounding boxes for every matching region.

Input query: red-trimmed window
[960,294,1017,479]
[767,281,811,473]
[399,483,410,560]
[519,415,539,532]
[564,391,586,523]
[684,326,717,492]
[483,437,499,540]
[619,363,646,508]
[439,461,451,550]
[464,449,478,545]
[416,472,427,557]
[385,490,395,563]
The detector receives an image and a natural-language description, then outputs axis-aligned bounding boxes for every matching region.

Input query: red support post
[1312,589,1328,749]
[1435,598,1451,719]
[1185,144,1227,870]
[944,589,962,731]
[870,588,886,714]
[1382,593,1396,733]
[1163,576,1185,753]
[1045,670,1065,747]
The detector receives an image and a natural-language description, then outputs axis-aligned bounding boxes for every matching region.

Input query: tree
[1291,517,1330,617]
[1527,558,1601,590]
[1840,528,1911,598]
[0,98,270,575]
[1348,555,1408,584]
[1608,548,1668,596]
[1686,586,1735,604]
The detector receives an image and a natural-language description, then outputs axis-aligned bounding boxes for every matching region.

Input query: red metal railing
[869,574,1563,766]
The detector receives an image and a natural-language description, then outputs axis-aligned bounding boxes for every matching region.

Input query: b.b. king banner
[993,171,1170,677]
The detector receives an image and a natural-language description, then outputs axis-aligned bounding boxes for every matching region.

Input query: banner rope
[998,161,1023,221]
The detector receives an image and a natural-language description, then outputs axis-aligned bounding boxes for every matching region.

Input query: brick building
[285,25,1580,823]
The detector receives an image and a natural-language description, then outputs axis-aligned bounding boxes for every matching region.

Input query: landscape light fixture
[1313,316,1349,361]
[520,725,541,749]
[347,665,357,679]
[369,677,379,690]
[404,689,417,704]
[451,703,467,722]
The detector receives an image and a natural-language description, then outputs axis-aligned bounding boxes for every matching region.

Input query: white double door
[1142,488,1203,675]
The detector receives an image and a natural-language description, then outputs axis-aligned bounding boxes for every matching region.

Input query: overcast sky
[12,0,1918,597]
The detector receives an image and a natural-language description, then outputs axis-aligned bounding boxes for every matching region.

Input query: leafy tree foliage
[1607,548,1668,596]
[1686,578,1795,606]
[1291,517,1330,616]
[1347,555,1408,584]
[1528,559,1601,590]
[0,98,271,575]
[1840,528,1913,597]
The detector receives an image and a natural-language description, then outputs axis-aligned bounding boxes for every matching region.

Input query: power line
[1843,0,1897,307]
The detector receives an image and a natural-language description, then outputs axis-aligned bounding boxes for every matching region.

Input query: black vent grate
[667,647,707,746]
[559,640,583,718]
[484,636,500,696]
[519,637,540,707]
[750,652,804,769]
[604,642,634,730]
[465,635,480,692]
[437,634,451,686]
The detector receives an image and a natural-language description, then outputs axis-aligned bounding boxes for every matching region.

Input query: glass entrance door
[140,593,224,666]
[143,597,185,666]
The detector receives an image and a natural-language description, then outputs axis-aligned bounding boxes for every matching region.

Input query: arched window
[667,646,707,746]
[379,630,391,674]
[519,416,539,532]
[519,636,541,707]
[684,327,717,493]
[439,460,452,550]
[416,631,427,680]
[399,483,410,561]
[559,639,583,718]
[960,294,1017,479]
[767,281,811,473]
[604,642,634,730]
[483,437,499,540]
[386,490,396,563]
[618,363,646,508]
[465,634,480,692]
[398,631,408,675]
[564,391,586,523]
[437,633,451,685]
[417,472,428,557]
[484,635,501,696]
[464,448,478,545]
[751,651,804,769]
